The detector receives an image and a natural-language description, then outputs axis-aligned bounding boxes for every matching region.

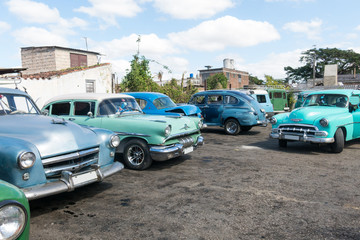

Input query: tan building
[198,59,249,90]
[21,46,100,75]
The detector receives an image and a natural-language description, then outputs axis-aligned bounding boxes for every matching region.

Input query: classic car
[42,93,204,170]
[0,180,30,240]
[267,89,290,113]
[124,92,202,117]
[188,90,267,135]
[239,89,274,117]
[0,87,124,200]
[269,89,360,153]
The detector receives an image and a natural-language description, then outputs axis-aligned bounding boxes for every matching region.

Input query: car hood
[288,107,347,124]
[0,115,99,158]
[163,105,201,116]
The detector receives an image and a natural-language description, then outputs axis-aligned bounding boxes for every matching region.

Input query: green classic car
[0,180,30,240]
[43,93,204,170]
[269,89,360,153]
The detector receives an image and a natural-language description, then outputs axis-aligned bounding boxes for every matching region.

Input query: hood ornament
[181,124,190,130]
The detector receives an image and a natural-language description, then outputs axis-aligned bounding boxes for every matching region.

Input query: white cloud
[239,49,304,79]
[168,16,280,51]
[75,0,142,26]
[152,0,235,19]
[94,33,178,59]
[12,27,69,46]
[283,18,322,40]
[6,0,61,24]
[0,21,11,34]
[265,0,314,2]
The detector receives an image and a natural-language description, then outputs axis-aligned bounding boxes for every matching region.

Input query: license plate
[183,146,194,155]
[72,170,98,186]
[284,135,299,141]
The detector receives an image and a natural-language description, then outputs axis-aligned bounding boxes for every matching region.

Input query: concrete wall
[2,64,112,108]
[21,47,57,75]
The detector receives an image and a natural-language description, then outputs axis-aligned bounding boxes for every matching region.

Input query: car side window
[225,95,238,104]
[190,95,205,105]
[256,95,266,103]
[136,99,147,110]
[74,102,95,116]
[51,102,71,115]
[208,95,223,105]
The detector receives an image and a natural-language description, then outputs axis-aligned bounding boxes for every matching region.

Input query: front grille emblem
[291,119,303,122]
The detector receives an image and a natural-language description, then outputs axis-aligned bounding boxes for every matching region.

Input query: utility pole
[83,37,88,51]
[312,45,316,87]
[136,35,141,55]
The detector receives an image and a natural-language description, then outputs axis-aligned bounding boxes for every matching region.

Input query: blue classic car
[189,90,267,135]
[0,87,124,200]
[125,92,202,117]
[269,89,360,153]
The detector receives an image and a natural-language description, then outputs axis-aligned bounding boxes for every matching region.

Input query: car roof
[194,90,248,97]
[308,89,360,96]
[125,92,168,102]
[0,87,29,96]
[44,93,135,106]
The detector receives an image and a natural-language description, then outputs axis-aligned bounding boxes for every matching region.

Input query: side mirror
[87,111,94,118]
[42,109,49,116]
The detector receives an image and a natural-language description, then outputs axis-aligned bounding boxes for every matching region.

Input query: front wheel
[224,119,240,135]
[330,128,344,153]
[123,139,152,170]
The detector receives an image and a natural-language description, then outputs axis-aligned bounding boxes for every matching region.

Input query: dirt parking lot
[29,125,360,240]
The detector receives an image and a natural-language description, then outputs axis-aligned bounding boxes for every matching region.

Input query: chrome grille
[42,147,99,177]
[178,136,194,148]
[278,124,317,136]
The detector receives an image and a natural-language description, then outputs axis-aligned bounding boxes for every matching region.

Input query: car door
[70,101,100,127]
[350,95,360,138]
[203,94,224,125]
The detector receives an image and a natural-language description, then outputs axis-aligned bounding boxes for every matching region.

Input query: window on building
[86,80,96,93]
[70,53,87,68]
[238,74,242,83]
[74,102,95,116]
[51,102,70,115]
[226,73,230,80]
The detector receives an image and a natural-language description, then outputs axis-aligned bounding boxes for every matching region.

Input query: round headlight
[164,125,172,137]
[17,152,36,169]
[0,201,27,240]
[319,118,329,127]
[109,135,120,148]
[269,117,277,125]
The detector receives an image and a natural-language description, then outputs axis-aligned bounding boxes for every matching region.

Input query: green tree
[285,47,360,82]
[206,73,228,90]
[161,79,198,103]
[264,75,286,86]
[249,75,264,85]
[119,55,159,92]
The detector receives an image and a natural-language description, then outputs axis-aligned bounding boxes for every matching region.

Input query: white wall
[2,64,113,108]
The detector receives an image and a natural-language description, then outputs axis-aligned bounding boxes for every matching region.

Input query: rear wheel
[123,139,152,170]
[330,128,344,153]
[224,119,240,135]
[279,139,287,148]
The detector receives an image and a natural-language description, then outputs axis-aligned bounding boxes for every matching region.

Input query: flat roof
[21,46,100,55]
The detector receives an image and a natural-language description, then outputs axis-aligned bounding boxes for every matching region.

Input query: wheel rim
[226,121,238,134]
[127,145,145,166]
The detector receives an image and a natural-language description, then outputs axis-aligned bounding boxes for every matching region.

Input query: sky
[1,0,360,82]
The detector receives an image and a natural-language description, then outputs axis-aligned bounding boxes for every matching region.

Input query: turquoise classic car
[269,89,360,153]
[43,93,204,170]
[0,180,30,240]
[0,87,123,200]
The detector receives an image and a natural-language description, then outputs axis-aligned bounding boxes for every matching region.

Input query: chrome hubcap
[226,122,237,134]
[127,145,144,166]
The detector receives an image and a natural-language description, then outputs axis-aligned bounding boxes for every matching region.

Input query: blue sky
[1,0,360,82]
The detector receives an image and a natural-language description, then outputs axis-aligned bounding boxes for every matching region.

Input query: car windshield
[98,98,142,116]
[153,97,176,110]
[0,93,39,115]
[303,94,348,108]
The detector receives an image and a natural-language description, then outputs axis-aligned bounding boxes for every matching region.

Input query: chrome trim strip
[22,162,124,200]
[44,158,98,176]
[163,129,200,143]
[270,132,334,143]
[115,132,151,137]
[42,147,99,166]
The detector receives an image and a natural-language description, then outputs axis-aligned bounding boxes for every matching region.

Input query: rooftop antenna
[83,37,88,51]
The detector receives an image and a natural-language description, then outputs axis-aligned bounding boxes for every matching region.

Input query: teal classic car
[269,89,360,153]
[43,93,204,170]
[0,180,30,240]
[0,87,123,200]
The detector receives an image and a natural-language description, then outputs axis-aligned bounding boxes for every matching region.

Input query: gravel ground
[29,125,360,240]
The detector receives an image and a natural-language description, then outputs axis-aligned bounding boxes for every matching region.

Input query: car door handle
[68,118,75,121]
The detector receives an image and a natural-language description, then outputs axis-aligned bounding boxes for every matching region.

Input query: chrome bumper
[150,136,204,161]
[23,162,124,200]
[269,132,334,143]
[257,120,268,127]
